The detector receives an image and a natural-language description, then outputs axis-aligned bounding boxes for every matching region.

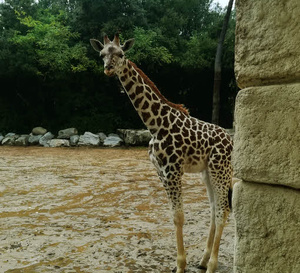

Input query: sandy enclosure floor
[0,147,234,273]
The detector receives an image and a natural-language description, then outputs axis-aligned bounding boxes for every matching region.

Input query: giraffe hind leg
[201,170,231,273]
[207,214,229,273]
[200,170,216,269]
[206,169,232,273]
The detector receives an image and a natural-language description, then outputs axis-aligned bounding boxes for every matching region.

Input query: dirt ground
[0,147,235,273]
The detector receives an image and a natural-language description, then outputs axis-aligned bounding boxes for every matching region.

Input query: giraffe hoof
[171,267,187,273]
[197,265,207,272]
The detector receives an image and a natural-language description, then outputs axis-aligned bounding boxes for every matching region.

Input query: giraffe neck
[116,59,188,134]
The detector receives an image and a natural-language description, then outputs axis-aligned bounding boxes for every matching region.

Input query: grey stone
[235,0,300,88]
[108,133,120,138]
[32,127,47,135]
[5,133,16,137]
[39,132,55,147]
[49,139,70,147]
[118,129,151,146]
[28,134,42,145]
[15,135,30,146]
[233,84,300,189]
[78,132,100,146]
[70,135,79,146]
[2,134,19,146]
[57,128,78,139]
[0,135,3,144]
[1,138,12,146]
[103,134,123,147]
[98,132,107,144]
[233,181,300,273]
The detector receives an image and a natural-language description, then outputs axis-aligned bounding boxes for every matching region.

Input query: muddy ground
[0,147,235,273]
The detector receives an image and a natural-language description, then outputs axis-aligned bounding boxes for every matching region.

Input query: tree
[9,10,92,78]
[126,27,173,67]
[212,0,235,125]
[0,0,236,133]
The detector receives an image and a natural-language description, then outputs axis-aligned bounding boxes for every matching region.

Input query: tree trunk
[212,0,234,125]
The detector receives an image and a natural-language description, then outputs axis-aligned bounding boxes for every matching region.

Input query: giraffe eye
[118,53,124,58]
[100,53,106,59]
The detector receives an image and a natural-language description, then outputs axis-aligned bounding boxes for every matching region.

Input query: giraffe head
[90,34,134,76]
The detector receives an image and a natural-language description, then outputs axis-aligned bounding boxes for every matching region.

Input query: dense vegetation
[0,0,236,134]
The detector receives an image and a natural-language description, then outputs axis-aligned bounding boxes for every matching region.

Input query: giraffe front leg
[160,175,186,273]
[174,210,186,273]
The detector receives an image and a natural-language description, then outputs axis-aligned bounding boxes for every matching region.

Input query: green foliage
[0,0,236,133]
[125,27,173,66]
[180,32,217,69]
[9,10,93,78]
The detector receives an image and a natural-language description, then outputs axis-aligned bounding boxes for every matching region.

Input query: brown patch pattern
[114,56,233,273]
[128,61,189,116]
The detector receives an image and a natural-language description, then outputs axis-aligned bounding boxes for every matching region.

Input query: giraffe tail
[228,186,233,210]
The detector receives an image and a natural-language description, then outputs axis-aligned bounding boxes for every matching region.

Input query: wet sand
[0,147,234,272]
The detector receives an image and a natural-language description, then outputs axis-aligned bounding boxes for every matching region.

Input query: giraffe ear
[90,39,104,52]
[122,38,135,52]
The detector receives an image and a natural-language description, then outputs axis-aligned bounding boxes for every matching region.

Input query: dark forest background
[0,0,237,134]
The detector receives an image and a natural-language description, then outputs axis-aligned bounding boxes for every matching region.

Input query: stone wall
[233,0,300,272]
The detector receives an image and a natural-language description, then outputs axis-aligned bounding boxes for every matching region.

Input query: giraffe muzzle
[104,68,115,77]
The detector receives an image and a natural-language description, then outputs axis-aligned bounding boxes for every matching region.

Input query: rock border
[0,128,151,148]
[0,127,234,148]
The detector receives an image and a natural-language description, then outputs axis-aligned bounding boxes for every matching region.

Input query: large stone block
[233,181,300,273]
[235,0,300,88]
[233,84,300,189]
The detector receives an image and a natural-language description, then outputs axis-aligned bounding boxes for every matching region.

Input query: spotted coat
[90,35,233,273]
[116,59,233,216]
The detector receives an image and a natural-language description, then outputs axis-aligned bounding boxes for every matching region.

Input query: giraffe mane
[128,60,189,116]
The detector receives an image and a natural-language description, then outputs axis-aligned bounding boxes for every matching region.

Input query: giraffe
[90,34,233,273]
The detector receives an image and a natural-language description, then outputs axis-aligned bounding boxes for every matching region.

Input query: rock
[2,137,14,146]
[57,128,78,139]
[233,84,300,189]
[233,1,300,273]
[117,129,151,146]
[98,132,107,144]
[28,134,42,145]
[39,132,55,147]
[235,0,300,88]
[15,135,30,146]
[32,127,47,135]
[0,134,3,144]
[103,134,123,147]
[5,133,16,137]
[2,134,19,146]
[78,132,100,146]
[108,133,120,138]
[70,135,79,146]
[49,139,70,147]
[233,181,300,273]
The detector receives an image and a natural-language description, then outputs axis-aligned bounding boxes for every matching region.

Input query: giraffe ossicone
[90,34,233,273]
